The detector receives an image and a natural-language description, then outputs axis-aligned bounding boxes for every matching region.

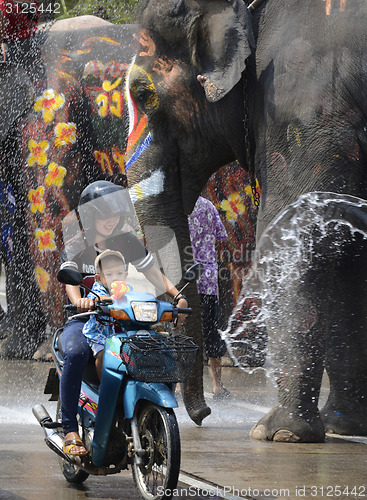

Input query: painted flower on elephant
[219,192,247,221]
[35,229,56,252]
[54,122,77,147]
[35,266,50,292]
[28,186,45,213]
[45,162,67,187]
[94,151,113,175]
[33,89,65,123]
[112,147,126,175]
[27,140,49,167]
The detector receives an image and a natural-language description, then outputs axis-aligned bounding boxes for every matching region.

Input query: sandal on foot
[63,438,88,456]
[213,388,231,400]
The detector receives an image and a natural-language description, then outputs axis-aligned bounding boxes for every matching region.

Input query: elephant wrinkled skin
[126,0,367,440]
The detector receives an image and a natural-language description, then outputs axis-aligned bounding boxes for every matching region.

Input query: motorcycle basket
[120,333,198,383]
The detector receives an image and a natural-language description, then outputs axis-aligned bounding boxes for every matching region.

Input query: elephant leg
[0,311,12,340]
[321,250,367,435]
[250,344,325,442]
[0,260,16,340]
[250,269,327,442]
[0,182,46,359]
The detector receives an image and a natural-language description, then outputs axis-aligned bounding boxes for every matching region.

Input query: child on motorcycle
[83,249,130,378]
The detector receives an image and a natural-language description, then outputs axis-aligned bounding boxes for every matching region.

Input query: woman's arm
[66,284,94,312]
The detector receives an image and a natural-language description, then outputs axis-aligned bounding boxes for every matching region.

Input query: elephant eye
[131,83,159,112]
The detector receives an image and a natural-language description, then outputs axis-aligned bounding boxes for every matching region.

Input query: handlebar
[176,307,192,315]
[64,304,77,312]
[64,304,192,323]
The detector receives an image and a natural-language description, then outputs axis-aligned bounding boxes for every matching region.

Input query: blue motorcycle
[32,263,199,500]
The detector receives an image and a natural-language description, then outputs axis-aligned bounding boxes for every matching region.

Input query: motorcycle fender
[123,380,178,418]
[44,367,59,401]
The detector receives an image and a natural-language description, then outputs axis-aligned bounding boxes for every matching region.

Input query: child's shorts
[90,341,104,357]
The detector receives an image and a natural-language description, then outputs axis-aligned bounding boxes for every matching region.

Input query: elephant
[0,14,258,427]
[124,0,367,441]
[0,16,139,358]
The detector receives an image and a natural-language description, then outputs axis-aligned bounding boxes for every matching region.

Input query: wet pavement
[1,358,367,500]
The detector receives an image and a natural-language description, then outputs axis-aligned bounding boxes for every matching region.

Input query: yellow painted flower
[219,192,247,221]
[35,266,50,292]
[112,147,126,175]
[94,150,113,174]
[54,122,77,147]
[45,162,67,187]
[35,229,56,252]
[27,140,49,167]
[33,89,65,123]
[28,186,45,213]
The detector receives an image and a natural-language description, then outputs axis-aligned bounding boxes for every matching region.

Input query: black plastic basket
[120,333,198,383]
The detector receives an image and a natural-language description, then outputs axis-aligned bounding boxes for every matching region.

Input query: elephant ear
[196,0,255,102]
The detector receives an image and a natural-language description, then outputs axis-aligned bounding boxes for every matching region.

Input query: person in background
[0,0,46,91]
[188,196,230,399]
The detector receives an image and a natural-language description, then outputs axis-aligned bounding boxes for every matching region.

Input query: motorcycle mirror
[184,263,203,283]
[57,262,83,286]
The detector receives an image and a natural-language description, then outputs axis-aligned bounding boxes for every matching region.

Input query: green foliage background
[55,0,139,24]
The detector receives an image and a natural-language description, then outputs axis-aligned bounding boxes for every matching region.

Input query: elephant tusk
[248,0,267,13]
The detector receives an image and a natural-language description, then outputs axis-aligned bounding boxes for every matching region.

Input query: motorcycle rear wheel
[56,398,89,484]
[132,403,180,500]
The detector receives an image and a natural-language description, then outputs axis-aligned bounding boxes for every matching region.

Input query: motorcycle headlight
[131,301,158,322]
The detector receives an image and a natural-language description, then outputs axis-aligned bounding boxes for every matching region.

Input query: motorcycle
[32,187,201,500]
[33,262,199,500]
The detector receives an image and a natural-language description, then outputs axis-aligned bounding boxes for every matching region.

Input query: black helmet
[78,181,135,232]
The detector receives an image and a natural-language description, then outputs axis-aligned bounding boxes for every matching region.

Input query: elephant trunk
[180,284,211,425]
[135,200,211,425]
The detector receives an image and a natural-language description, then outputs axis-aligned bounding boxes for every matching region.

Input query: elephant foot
[32,337,53,361]
[0,330,46,359]
[0,315,13,340]
[321,402,367,436]
[250,404,325,443]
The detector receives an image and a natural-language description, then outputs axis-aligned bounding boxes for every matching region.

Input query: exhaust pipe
[32,404,109,475]
[32,404,73,463]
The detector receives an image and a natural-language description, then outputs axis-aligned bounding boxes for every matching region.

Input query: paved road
[1,359,367,500]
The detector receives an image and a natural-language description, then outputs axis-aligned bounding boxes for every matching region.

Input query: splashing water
[222,191,367,381]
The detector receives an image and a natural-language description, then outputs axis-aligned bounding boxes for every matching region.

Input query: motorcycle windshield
[61,188,182,297]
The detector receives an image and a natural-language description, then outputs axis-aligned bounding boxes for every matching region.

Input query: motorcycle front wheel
[56,398,89,484]
[132,403,180,500]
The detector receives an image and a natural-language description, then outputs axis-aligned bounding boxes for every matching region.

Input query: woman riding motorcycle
[59,180,188,456]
